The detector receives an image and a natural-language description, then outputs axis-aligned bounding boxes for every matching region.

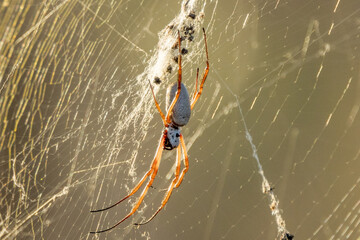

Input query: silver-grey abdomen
[166,82,191,126]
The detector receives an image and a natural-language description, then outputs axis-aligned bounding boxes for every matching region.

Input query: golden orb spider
[90,28,209,234]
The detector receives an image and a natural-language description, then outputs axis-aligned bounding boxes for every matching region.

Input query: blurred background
[1,0,359,239]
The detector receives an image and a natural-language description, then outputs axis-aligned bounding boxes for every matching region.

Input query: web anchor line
[220,75,294,239]
[241,98,293,240]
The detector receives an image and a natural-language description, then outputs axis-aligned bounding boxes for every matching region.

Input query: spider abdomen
[166,82,191,126]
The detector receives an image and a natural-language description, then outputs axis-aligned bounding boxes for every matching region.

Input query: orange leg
[90,134,166,234]
[192,67,199,100]
[135,144,182,225]
[191,28,209,110]
[148,80,166,126]
[175,134,189,188]
[166,31,182,124]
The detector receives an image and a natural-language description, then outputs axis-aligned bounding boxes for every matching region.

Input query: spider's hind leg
[90,135,166,233]
[135,143,182,226]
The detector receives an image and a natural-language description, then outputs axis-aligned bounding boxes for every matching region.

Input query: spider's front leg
[148,30,183,127]
[166,30,183,124]
[191,28,209,110]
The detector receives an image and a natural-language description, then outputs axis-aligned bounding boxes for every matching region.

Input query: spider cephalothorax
[91,28,209,234]
[164,125,181,150]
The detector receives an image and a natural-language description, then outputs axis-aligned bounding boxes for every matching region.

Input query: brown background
[0,0,359,239]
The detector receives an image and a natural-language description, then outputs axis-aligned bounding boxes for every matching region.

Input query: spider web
[1,0,360,239]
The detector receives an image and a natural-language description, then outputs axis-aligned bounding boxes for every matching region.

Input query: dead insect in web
[154,77,161,84]
[186,25,194,34]
[280,232,294,240]
[264,186,275,194]
[182,25,187,33]
[183,25,194,35]
[188,11,196,19]
[198,12,205,19]
[90,28,210,234]
[167,65,172,73]
[270,202,277,211]
[173,56,179,63]
[181,48,188,55]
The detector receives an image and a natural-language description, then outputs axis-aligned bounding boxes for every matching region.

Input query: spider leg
[148,80,166,126]
[90,134,165,234]
[175,134,189,188]
[166,31,182,124]
[135,144,182,226]
[90,167,152,213]
[90,135,165,213]
[191,28,209,110]
[192,67,199,100]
